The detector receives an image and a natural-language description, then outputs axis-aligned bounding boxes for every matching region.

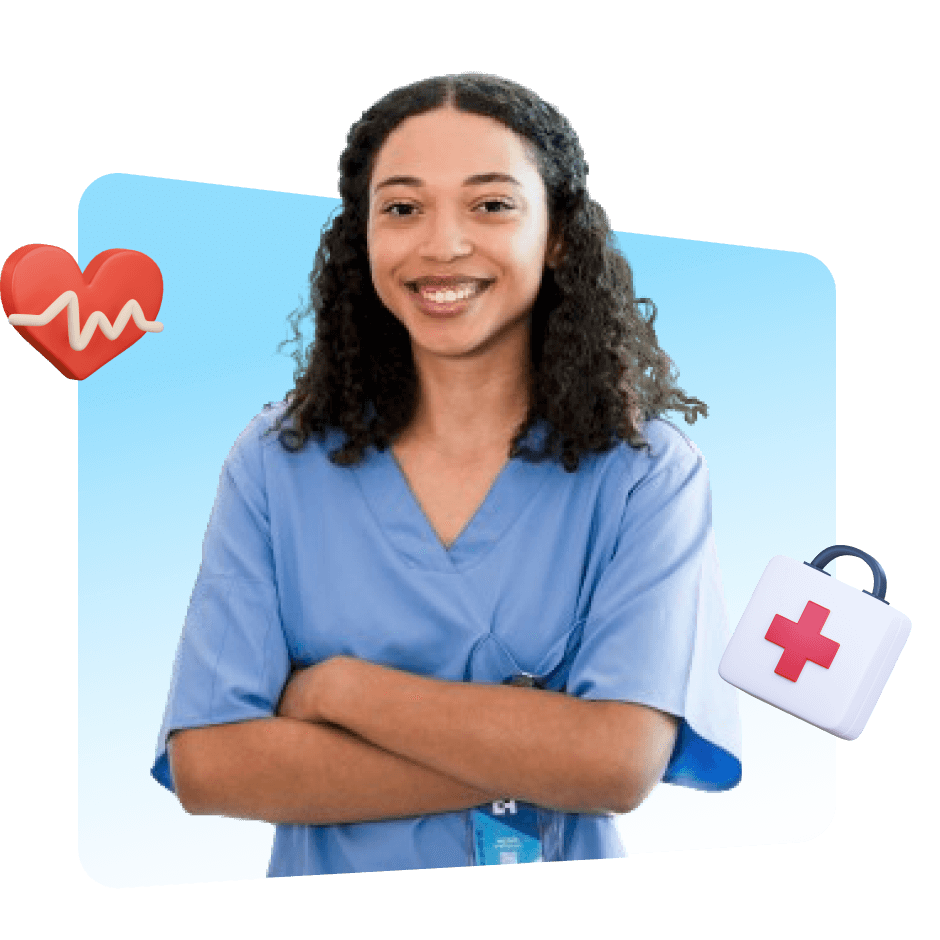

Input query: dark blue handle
[804,544,888,604]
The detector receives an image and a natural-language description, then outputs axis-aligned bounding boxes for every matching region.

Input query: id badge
[467,800,565,865]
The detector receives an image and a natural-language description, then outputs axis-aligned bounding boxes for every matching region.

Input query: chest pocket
[464,617,586,692]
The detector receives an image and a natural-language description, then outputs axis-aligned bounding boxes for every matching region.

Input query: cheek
[367,236,394,290]
[508,235,550,292]
[368,227,408,277]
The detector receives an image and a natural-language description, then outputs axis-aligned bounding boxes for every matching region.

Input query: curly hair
[275,73,706,472]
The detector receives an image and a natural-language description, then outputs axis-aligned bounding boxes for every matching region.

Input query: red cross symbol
[765,601,840,682]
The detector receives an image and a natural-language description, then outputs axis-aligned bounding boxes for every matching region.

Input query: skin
[368,105,560,462]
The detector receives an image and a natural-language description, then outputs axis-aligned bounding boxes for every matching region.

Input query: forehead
[370,107,543,191]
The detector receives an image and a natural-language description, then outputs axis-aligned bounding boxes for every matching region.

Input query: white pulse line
[7,289,163,351]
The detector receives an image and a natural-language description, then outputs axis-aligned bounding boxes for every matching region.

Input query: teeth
[420,283,481,304]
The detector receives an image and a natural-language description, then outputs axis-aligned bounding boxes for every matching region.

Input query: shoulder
[222,400,343,477]
[601,418,706,489]
[640,418,705,473]
[579,419,711,534]
[221,402,283,474]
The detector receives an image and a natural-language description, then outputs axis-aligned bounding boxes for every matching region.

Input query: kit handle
[804,544,889,604]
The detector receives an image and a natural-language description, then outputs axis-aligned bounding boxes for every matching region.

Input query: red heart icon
[2,245,164,380]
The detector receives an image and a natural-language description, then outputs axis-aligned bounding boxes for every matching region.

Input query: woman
[152,73,741,876]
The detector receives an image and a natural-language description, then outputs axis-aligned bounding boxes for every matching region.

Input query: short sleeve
[565,421,742,792]
[150,416,291,793]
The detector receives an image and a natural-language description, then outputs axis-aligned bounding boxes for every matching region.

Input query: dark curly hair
[274,72,706,472]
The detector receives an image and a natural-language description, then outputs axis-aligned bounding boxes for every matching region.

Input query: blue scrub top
[152,402,742,876]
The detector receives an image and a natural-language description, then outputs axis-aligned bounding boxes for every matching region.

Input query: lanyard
[467,672,566,865]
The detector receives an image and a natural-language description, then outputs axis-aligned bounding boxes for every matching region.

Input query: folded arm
[169,717,501,825]
[282,656,679,815]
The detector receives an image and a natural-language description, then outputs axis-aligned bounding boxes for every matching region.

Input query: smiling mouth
[405,277,493,305]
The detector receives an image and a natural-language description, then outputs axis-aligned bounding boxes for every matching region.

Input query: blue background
[77,173,835,887]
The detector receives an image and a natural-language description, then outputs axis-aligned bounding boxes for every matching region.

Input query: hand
[276,656,355,723]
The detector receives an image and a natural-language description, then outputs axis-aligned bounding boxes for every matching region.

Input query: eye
[480,199,515,215]
[382,199,515,219]
[382,202,414,218]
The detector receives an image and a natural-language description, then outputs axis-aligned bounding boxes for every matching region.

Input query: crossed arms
[168,655,679,826]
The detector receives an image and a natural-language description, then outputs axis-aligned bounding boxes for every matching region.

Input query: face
[366,106,558,364]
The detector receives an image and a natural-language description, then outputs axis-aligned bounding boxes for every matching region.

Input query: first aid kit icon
[719,545,911,740]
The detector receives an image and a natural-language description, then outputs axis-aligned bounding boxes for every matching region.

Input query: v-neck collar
[351,421,554,573]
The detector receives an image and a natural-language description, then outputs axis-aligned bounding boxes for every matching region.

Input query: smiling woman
[151,73,743,878]
[262,72,708,473]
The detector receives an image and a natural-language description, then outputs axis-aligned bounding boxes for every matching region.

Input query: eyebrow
[372,172,523,193]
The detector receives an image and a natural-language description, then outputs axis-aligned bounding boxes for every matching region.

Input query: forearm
[311,660,672,814]
[169,717,500,825]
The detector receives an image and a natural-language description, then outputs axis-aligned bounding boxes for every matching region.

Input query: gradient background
[76,173,835,887]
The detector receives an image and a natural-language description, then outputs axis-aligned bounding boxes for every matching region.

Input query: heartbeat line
[7,289,163,351]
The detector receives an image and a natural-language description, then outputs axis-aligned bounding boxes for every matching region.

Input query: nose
[418,208,472,261]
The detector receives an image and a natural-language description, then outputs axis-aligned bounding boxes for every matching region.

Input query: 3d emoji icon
[2,244,163,380]
[718,545,911,740]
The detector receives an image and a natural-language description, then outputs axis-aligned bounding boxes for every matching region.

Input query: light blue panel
[78,174,832,887]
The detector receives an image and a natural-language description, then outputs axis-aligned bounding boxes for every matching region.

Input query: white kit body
[719,555,911,739]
